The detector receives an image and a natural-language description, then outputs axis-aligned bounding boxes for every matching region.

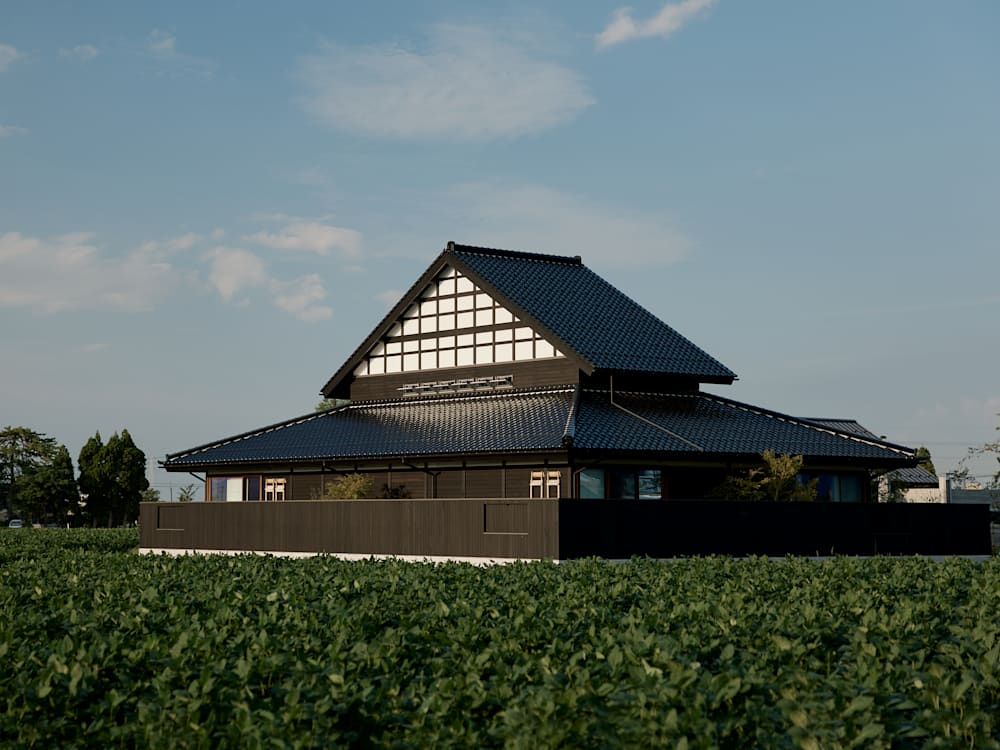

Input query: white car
[7,519,24,529]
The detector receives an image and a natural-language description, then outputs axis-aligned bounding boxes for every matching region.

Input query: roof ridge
[447,241,582,265]
[348,385,576,410]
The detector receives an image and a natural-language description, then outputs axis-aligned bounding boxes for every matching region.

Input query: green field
[2,529,999,748]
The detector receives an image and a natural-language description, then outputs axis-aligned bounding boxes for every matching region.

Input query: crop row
[2,537,999,748]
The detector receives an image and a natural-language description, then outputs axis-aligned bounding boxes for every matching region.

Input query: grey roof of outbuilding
[885,465,939,487]
[165,387,914,469]
[321,243,736,397]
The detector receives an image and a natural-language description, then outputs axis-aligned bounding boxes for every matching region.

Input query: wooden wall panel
[466,469,502,498]
[350,359,580,401]
[436,470,465,498]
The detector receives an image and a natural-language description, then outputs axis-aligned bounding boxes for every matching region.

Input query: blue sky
[2,0,999,496]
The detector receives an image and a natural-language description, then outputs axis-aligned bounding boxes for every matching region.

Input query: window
[209,477,244,502]
[264,478,287,502]
[579,468,605,499]
[530,470,561,499]
[607,468,662,499]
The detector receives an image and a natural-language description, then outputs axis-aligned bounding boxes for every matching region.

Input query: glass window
[609,470,637,499]
[245,476,261,502]
[638,470,662,499]
[579,469,605,499]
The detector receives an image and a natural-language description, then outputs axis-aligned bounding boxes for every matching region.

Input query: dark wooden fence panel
[557,500,992,558]
[140,499,560,559]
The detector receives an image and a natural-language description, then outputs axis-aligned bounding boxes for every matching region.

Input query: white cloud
[597,0,717,49]
[297,24,594,140]
[146,30,177,57]
[145,29,215,77]
[246,221,362,257]
[0,125,28,139]
[60,45,99,62]
[204,246,334,321]
[0,231,176,313]
[204,247,268,302]
[138,231,203,254]
[271,275,333,321]
[410,182,691,268]
[0,43,19,72]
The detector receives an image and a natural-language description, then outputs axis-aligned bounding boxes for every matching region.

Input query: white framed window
[264,477,287,502]
[530,470,561,499]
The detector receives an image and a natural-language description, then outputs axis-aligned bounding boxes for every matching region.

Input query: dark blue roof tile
[451,245,736,382]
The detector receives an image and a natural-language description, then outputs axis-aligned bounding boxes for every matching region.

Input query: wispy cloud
[204,246,334,321]
[74,342,111,354]
[145,29,215,77]
[395,182,691,268]
[245,221,362,257]
[0,231,176,313]
[59,44,99,62]
[0,125,28,139]
[297,23,594,140]
[272,275,333,321]
[0,229,334,322]
[597,0,717,49]
[0,43,19,72]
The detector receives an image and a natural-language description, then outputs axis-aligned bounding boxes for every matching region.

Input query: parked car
[7,519,24,529]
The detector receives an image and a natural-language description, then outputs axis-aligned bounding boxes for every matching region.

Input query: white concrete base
[139,548,542,565]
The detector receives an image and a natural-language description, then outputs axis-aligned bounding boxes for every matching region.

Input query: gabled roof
[321,243,736,397]
[165,386,914,470]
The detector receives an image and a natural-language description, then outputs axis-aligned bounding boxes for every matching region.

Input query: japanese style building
[162,242,917,503]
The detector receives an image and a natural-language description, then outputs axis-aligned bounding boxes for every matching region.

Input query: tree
[712,450,818,502]
[77,429,149,526]
[916,446,936,476]
[177,484,198,502]
[0,426,58,514]
[18,445,78,522]
[315,397,350,412]
[316,474,373,499]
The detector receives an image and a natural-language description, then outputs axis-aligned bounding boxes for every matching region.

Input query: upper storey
[322,243,736,401]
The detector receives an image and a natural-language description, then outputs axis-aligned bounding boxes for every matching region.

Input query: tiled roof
[570,390,915,462]
[165,388,575,467]
[885,465,939,486]
[166,386,914,469]
[803,418,881,439]
[450,244,736,382]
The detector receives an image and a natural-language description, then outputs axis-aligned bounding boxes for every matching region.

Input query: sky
[2,0,999,498]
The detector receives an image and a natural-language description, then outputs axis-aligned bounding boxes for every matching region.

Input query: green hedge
[1,545,999,748]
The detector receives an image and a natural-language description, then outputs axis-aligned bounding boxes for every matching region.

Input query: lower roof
[164,387,916,470]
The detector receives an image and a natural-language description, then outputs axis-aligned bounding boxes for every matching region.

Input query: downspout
[609,375,705,452]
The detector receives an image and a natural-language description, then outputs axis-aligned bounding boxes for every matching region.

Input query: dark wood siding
[466,468,502,498]
[350,359,580,401]
[387,470,427,499]
[291,474,323,501]
[436,470,465,498]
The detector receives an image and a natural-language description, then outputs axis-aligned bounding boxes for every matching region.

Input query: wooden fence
[140,499,992,559]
